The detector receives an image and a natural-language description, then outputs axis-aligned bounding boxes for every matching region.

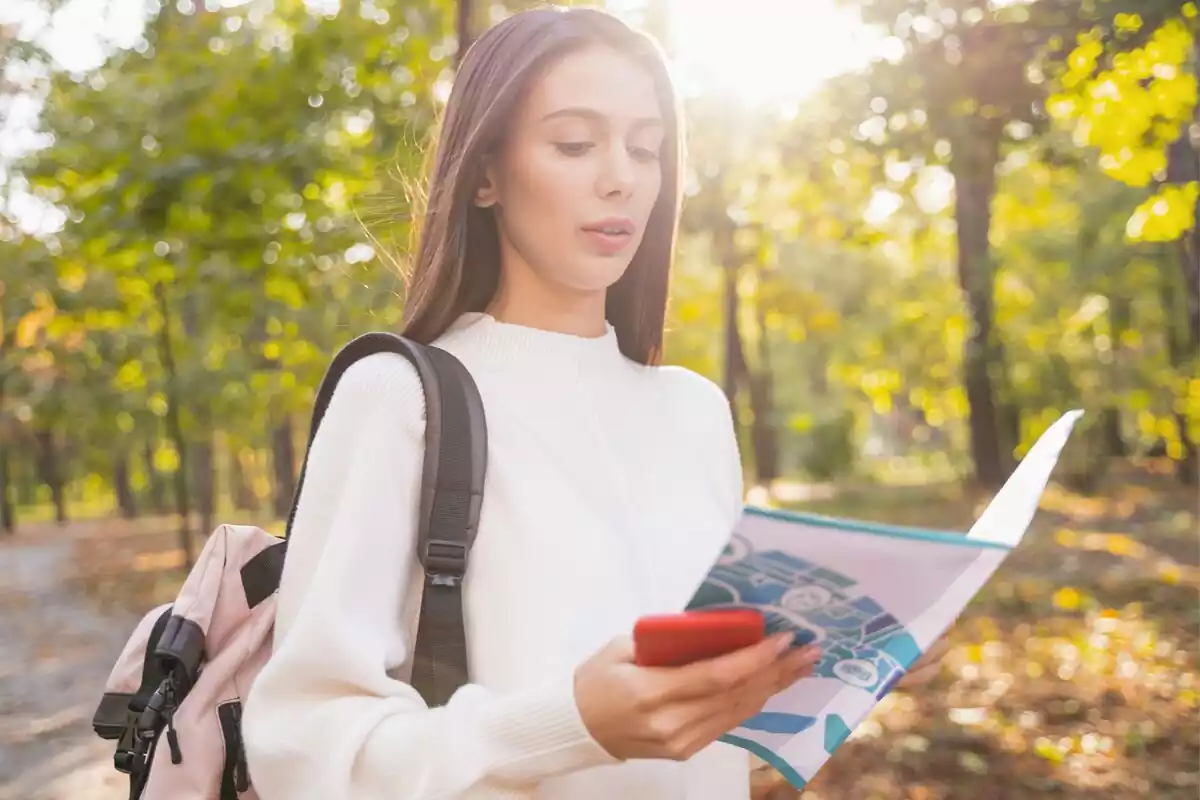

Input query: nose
[595,143,635,200]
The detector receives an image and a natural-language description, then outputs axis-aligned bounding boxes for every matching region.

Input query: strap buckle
[422,539,467,582]
[113,708,142,775]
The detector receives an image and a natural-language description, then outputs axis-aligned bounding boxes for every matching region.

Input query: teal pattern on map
[740,713,817,735]
[688,534,921,698]
[823,715,851,754]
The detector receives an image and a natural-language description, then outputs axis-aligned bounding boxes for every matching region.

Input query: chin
[570,254,635,292]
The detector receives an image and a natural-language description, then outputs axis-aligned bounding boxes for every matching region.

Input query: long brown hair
[399,7,684,365]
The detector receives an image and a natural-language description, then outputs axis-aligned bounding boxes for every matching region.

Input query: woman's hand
[896,636,951,690]
[574,632,820,761]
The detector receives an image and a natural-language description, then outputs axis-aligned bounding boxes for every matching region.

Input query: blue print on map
[687,534,921,697]
[739,712,818,735]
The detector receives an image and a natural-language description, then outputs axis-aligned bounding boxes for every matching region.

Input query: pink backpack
[91,333,488,800]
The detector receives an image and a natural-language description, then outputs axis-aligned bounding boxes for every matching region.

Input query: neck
[487,260,608,339]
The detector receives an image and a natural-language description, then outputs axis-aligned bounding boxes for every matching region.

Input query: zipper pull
[162,681,183,765]
[165,712,182,764]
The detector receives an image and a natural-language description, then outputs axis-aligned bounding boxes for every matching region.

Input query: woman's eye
[629,145,660,162]
[554,141,594,156]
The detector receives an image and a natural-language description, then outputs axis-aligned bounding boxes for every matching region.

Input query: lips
[582,217,635,236]
[581,219,636,256]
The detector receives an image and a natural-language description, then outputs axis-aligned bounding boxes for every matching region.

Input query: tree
[1047,4,1199,482]
[11,0,456,539]
[829,0,1158,487]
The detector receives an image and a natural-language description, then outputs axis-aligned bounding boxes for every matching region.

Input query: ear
[474,161,499,208]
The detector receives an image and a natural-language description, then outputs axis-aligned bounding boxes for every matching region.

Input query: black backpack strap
[408,346,487,706]
[239,332,487,707]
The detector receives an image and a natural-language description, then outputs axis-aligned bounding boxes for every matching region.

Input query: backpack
[91,332,488,800]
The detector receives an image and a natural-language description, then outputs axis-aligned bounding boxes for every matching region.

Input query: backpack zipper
[230,702,250,792]
[217,700,251,796]
[162,680,183,764]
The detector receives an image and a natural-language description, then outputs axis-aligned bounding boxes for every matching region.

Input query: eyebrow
[540,106,663,130]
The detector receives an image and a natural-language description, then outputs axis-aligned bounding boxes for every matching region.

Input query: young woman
[243,7,941,798]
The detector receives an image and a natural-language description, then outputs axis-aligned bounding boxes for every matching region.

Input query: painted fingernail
[774,632,795,654]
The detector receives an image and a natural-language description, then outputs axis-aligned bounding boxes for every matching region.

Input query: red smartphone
[633,608,766,667]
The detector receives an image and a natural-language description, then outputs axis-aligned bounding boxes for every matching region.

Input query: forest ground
[1,461,1196,800]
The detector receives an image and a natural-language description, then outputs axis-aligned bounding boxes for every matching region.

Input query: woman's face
[476,44,665,302]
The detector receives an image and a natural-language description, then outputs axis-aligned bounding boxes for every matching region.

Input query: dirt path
[0,526,135,800]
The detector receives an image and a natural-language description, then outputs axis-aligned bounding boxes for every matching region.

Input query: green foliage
[796,409,858,482]
[0,0,1195,517]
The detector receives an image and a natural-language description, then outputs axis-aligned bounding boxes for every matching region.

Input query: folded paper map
[686,410,1084,789]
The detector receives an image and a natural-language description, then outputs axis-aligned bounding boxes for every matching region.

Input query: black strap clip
[112,708,143,775]
[423,539,467,584]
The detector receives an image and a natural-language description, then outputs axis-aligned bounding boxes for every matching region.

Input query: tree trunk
[455,0,474,67]
[192,436,215,535]
[155,281,194,568]
[1165,106,1199,486]
[951,127,1007,489]
[34,427,67,524]
[114,452,137,519]
[998,400,1021,466]
[1100,408,1126,458]
[1103,294,1130,458]
[271,417,297,519]
[716,220,748,404]
[715,218,752,481]
[143,440,168,513]
[229,446,259,513]
[17,452,36,507]
[0,442,13,534]
[722,265,747,404]
[179,292,217,534]
[1157,260,1197,484]
[1168,43,1200,356]
[749,298,780,484]
[0,378,13,534]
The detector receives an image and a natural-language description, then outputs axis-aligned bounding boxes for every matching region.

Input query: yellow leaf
[1103,534,1145,558]
[1053,587,1082,611]
[114,360,146,392]
[15,310,47,348]
[1126,183,1199,242]
[1054,528,1080,548]
[148,392,169,418]
[1158,562,1183,585]
[1114,13,1143,34]
[153,442,179,472]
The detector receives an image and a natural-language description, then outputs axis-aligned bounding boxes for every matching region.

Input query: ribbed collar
[439,312,627,373]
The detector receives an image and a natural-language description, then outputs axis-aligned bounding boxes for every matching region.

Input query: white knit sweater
[242,311,750,799]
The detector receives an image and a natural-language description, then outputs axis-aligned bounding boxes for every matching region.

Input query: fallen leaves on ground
[752,464,1198,799]
[17,466,1199,799]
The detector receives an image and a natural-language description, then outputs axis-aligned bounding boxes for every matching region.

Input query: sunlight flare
[662,0,881,105]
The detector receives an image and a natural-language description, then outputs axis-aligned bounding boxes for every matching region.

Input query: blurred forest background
[0,0,1196,799]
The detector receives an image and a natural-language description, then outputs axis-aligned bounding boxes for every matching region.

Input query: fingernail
[792,644,821,662]
[774,631,795,653]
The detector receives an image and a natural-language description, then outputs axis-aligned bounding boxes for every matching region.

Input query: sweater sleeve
[710,381,745,519]
[666,366,745,521]
[241,353,616,800]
